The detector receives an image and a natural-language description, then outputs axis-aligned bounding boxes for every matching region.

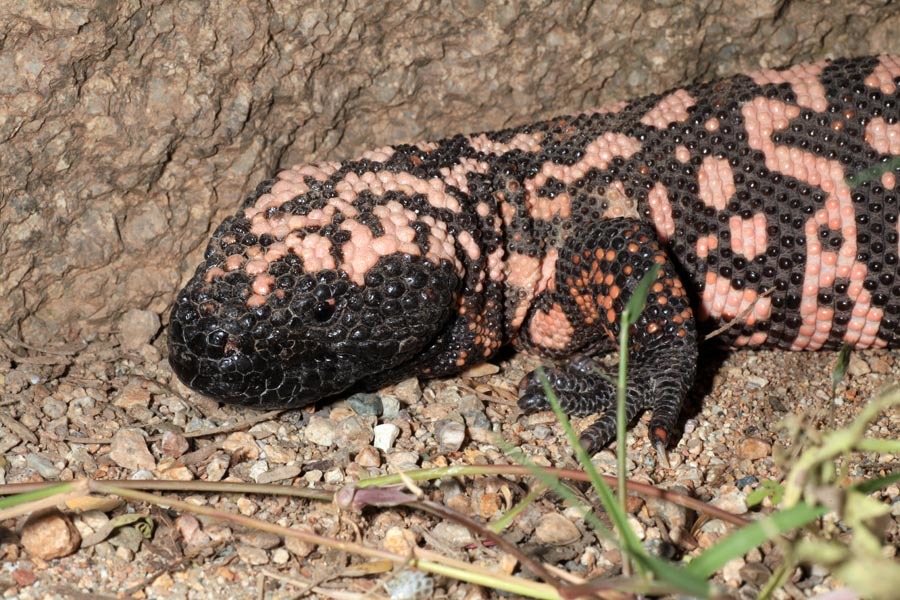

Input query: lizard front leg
[517,218,698,455]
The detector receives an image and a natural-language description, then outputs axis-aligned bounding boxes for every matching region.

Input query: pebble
[285,526,315,558]
[347,392,383,416]
[235,544,268,565]
[26,453,61,479]
[847,354,871,376]
[118,308,161,352]
[355,445,381,467]
[263,442,296,464]
[304,415,336,447]
[236,497,258,516]
[237,531,281,549]
[222,432,261,461]
[383,526,417,555]
[431,522,475,548]
[256,465,302,484]
[735,475,759,488]
[21,509,81,560]
[434,419,466,453]
[737,437,772,460]
[333,415,373,453]
[160,430,189,458]
[391,377,421,404]
[746,375,768,388]
[248,460,269,482]
[41,397,67,419]
[271,548,290,564]
[157,462,194,481]
[722,556,746,587]
[204,454,230,481]
[175,514,210,548]
[109,428,156,471]
[460,362,500,377]
[534,513,580,545]
[374,423,401,451]
[387,451,420,471]
[381,395,402,418]
[114,384,151,409]
[324,468,344,485]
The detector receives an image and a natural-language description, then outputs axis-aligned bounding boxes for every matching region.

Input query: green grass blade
[852,471,900,494]
[0,482,73,509]
[687,502,829,578]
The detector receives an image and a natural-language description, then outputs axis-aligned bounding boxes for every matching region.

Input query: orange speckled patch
[750,60,828,112]
[528,302,574,351]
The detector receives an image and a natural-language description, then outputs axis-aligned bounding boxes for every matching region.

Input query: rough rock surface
[1,0,899,342]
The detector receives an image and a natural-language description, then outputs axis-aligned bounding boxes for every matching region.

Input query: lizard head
[167,174,462,409]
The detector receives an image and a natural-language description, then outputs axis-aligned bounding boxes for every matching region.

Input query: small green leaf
[832,344,851,392]
[746,479,784,508]
[623,263,661,326]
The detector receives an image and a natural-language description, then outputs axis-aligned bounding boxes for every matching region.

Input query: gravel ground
[0,321,897,599]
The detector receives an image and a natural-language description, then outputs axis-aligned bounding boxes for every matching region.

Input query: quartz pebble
[304,416,336,447]
[434,419,466,453]
[374,423,401,451]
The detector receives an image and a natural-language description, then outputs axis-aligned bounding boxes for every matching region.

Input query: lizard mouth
[167,326,360,409]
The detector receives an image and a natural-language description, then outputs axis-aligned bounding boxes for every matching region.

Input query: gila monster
[168,55,900,455]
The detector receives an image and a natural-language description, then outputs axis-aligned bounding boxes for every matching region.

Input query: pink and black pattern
[169,55,900,453]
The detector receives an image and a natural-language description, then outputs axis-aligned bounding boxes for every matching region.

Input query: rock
[304,416,336,447]
[391,377,421,404]
[381,395,402,418]
[21,510,81,560]
[711,488,748,514]
[109,428,155,471]
[26,453,61,479]
[204,454,230,481]
[160,430,189,458]
[113,384,152,409]
[235,544,268,565]
[285,526,316,558]
[237,531,282,550]
[383,526,417,555]
[534,513,581,546]
[347,392,383,416]
[434,419,466,453]
[118,309,161,351]
[461,362,500,377]
[373,423,401,451]
[386,451,420,471]
[263,442,296,464]
[847,354,871,376]
[222,432,260,461]
[40,397,67,419]
[355,445,381,468]
[737,437,772,460]
[431,522,475,548]
[334,415,374,453]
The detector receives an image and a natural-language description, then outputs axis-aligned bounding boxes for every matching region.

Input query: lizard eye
[313,301,335,322]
